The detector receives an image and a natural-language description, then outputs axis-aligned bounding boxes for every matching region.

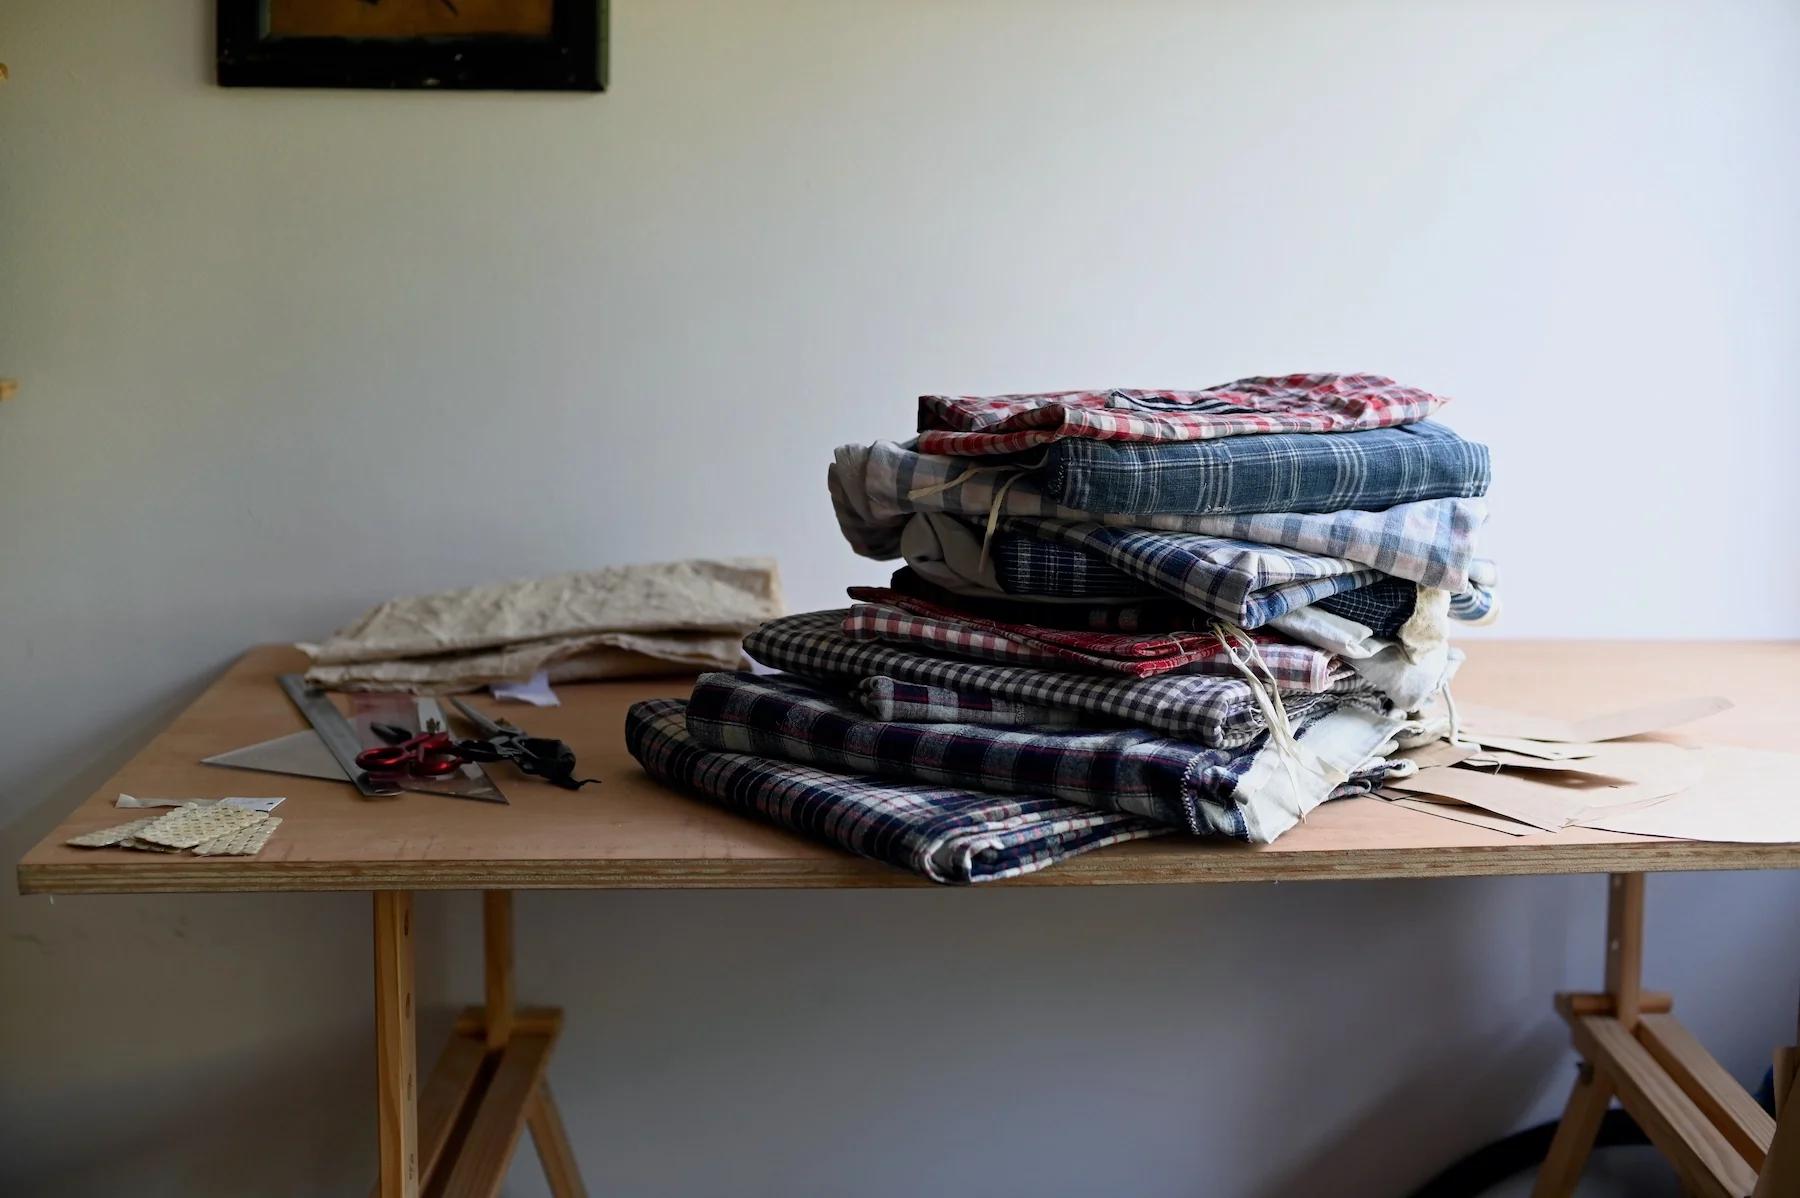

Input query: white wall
[3,2,1798,1194]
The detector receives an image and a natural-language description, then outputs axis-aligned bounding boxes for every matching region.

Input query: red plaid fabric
[841,595,1343,692]
[915,373,1447,457]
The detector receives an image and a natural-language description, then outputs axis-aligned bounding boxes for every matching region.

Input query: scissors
[447,699,598,791]
[355,722,464,780]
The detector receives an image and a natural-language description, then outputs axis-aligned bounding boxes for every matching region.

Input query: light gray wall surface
[3,3,1798,1195]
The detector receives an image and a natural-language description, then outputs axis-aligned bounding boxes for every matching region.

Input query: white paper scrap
[118,794,286,813]
[491,669,560,707]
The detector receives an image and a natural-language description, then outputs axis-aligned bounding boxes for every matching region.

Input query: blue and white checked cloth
[744,610,1368,746]
[1039,421,1490,516]
[999,520,1381,629]
[831,441,1485,590]
[685,672,1401,843]
[626,697,1163,884]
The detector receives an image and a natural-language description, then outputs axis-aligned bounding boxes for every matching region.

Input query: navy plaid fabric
[626,698,1162,884]
[997,521,1381,628]
[685,672,1395,840]
[1039,421,1490,517]
[989,534,1153,599]
[744,610,1366,746]
[855,677,1100,726]
[1315,578,1418,638]
[831,441,1485,589]
[888,568,1204,632]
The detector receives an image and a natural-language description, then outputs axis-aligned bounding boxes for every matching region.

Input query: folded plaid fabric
[626,698,1162,884]
[1314,578,1418,639]
[916,373,1447,457]
[854,677,1098,727]
[830,440,1483,590]
[1039,421,1488,516]
[685,672,1401,843]
[998,521,1381,629]
[844,590,1343,691]
[744,610,1367,745]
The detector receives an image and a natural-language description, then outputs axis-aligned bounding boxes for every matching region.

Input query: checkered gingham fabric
[830,440,1484,590]
[626,697,1163,884]
[915,373,1447,456]
[998,521,1381,629]
[842,590,1343,692]
[743,610,1369,746]
[854,677,1098,727]
[684,672,1392,840]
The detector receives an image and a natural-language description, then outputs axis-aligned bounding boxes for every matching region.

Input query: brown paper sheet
[1389,743,1703,833]
[1572,746,1800,842]
[1460,696,1733,744]
[1386,796,1537,837]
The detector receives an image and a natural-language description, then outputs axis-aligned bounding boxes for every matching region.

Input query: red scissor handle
[356,731,462,777]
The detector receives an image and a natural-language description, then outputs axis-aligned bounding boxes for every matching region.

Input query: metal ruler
[278,674,400,798]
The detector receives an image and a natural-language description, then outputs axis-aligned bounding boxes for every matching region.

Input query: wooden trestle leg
[1534,874,1777,1198]
[372,890,585,1197]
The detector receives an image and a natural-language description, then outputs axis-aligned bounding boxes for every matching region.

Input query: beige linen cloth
[303,558,783,692]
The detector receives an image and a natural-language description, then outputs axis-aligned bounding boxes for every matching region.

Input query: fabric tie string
[1211,622,1311,821]
[905,453,1051,575]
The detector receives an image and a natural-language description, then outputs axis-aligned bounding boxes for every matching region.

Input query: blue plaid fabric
[1315,578,1418,638]
[744,610,1368,746]
[1039,421,1490,517]
[997,520,1381,628]
[832,441,1486,589]
[626,697,1163,884]
[684,672,1398,841]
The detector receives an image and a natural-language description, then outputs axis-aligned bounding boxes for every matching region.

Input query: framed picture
[217,0,607,91]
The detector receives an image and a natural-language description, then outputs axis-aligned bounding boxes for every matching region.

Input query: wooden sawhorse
[374,890,587,1198]
[1534,873,1800,1198]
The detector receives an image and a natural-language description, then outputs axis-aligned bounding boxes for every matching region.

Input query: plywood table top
[17,642,1800,894]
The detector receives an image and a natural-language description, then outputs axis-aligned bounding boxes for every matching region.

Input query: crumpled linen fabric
[304,558,783,692]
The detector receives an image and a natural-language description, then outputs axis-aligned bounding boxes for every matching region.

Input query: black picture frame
[217,1,607,92]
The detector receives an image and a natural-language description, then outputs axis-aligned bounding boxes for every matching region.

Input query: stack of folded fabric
[627,374,1495,884]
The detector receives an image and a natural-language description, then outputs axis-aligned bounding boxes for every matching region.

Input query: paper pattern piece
[1572,746,1800,843]
[1385,795,1536,837]
[1389,743,1704,833]
[491,670,560,707]
[1460,696,1732,744]
[1464,736,1596,761]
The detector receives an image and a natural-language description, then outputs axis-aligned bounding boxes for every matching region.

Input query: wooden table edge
[22,839,1800,895]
